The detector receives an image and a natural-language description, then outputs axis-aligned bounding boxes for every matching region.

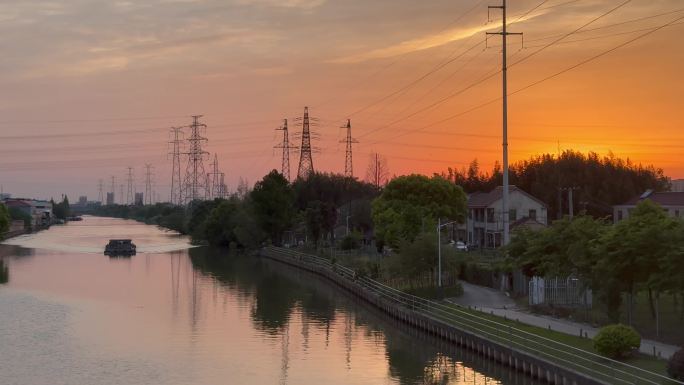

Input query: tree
[292,172,378,243]
[366,152,389,189]
[443,150,669,219]
[52,195,71,220]
[250,170,295,245]
[597,199,684,323]
[0,203,10,235]
[372,174,467,248]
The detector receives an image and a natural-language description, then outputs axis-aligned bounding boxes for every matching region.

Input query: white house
[613,189,684,223]
[465,185,548,248]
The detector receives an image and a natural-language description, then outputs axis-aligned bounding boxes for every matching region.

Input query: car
[454,241,468,252]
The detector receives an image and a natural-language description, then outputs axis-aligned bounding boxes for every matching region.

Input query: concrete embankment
[259,246,610,385]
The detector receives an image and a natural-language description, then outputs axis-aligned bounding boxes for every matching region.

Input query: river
[0,216,539,385]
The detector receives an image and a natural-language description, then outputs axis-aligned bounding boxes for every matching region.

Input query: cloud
[329,9,547,64]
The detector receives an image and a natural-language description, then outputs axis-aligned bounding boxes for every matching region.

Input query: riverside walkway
[449,281,680,360]
[260,246,683,385]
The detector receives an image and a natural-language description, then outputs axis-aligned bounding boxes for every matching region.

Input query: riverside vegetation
[93,151,683,375]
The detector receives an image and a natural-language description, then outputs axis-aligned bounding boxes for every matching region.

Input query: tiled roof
[2,199,31,207]
[621,191,684,206]
[467,185,547,209]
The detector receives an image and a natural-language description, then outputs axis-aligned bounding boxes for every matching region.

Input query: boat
[104,239,137,256]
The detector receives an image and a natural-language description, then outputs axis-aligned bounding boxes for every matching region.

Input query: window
[617,210,623,221]
[487,208,495,222]
[528,209,537,220]
[509,209,516,222]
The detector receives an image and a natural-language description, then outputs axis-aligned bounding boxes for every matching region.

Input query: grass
[426,301,676,384]
[292,246,679,383]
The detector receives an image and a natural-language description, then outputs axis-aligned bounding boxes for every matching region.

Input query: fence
[529,276,593,308]
[260,246,682,385]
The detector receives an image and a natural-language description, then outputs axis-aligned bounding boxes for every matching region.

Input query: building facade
[613,189,684,223]
[465,186,548,248]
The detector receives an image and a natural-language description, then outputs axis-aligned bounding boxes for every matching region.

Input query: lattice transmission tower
[340,119,358,178]
[274,119,297,182]
[182,115,209,204]
[126,167,134,205]
[144,164,154,205]
[206,154,223,199]
[98,179,104,204]
[296,107,315,180]
[169,127,184,205]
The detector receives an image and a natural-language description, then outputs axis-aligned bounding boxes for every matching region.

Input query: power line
[375,13,684,146]
[356,0,636,143]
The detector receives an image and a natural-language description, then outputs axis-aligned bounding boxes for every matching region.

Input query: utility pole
[340,119,358,178]
[126,167,134,205]
[296,107,314,180]
[561,187,580,219]
[169,127,184,206]
[274,119,296,182]
[144,164,154,205]
[119,184,124,205]
[182,115,209,204]
[487,0,522,246]
[98,179,104,204]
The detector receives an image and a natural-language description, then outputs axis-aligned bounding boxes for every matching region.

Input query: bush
[668,348,684,379]
[405,283,463,300]
[593,324,641,359]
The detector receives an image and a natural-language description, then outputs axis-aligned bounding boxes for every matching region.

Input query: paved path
[447,281,680,360]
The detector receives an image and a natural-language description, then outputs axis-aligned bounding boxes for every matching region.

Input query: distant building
[135,192,143,206]
[3,199,52,228]
[0,193,10,200]
[78,196,87,205]
[671,179,684,192]
[465,186,548,248]
[106,192,115,205]
[613,189,684,223]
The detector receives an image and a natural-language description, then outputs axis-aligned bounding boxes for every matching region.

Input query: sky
[0,0,683,201]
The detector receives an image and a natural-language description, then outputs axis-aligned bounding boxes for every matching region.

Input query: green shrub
[668,348,684,379]
[404,283,463,300]
[593,324,641,359]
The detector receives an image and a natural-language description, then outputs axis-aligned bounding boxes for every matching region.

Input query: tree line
[439,150,669,219]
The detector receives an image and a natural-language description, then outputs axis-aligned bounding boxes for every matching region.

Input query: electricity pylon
[182,115,209,205]
[296,107,314,180]
[169,126,184,205]
[340,119,358,178]
[275,119,297,182]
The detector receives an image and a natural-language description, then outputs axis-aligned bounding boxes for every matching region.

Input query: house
[2,199,52,228]
[613,189,684,223]
[465,186,548,248]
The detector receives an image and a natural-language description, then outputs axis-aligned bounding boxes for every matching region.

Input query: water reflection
[189,248,541,385]
[0,217,539,385]
[0,259,8,284]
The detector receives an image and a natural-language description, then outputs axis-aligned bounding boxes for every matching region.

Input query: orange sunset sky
[0,0,682,201]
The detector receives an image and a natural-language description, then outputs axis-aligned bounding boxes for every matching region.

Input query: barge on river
[104,239,137,257]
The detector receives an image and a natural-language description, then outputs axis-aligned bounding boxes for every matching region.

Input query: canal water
[0,216,539,385]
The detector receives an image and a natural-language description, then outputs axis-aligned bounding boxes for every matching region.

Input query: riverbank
[448,281,679,360]
[260,246,681,385]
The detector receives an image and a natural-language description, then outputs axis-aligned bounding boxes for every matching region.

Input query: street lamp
[437,218,458,287]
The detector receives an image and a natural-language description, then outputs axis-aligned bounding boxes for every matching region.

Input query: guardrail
[262,246,682,385]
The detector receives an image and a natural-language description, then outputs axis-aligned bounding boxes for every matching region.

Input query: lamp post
[437,218,458,287]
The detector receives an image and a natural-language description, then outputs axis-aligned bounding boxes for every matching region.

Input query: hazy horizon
[1,0,682,201]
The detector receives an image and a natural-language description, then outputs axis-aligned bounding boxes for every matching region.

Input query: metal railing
[262,247,682,385]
